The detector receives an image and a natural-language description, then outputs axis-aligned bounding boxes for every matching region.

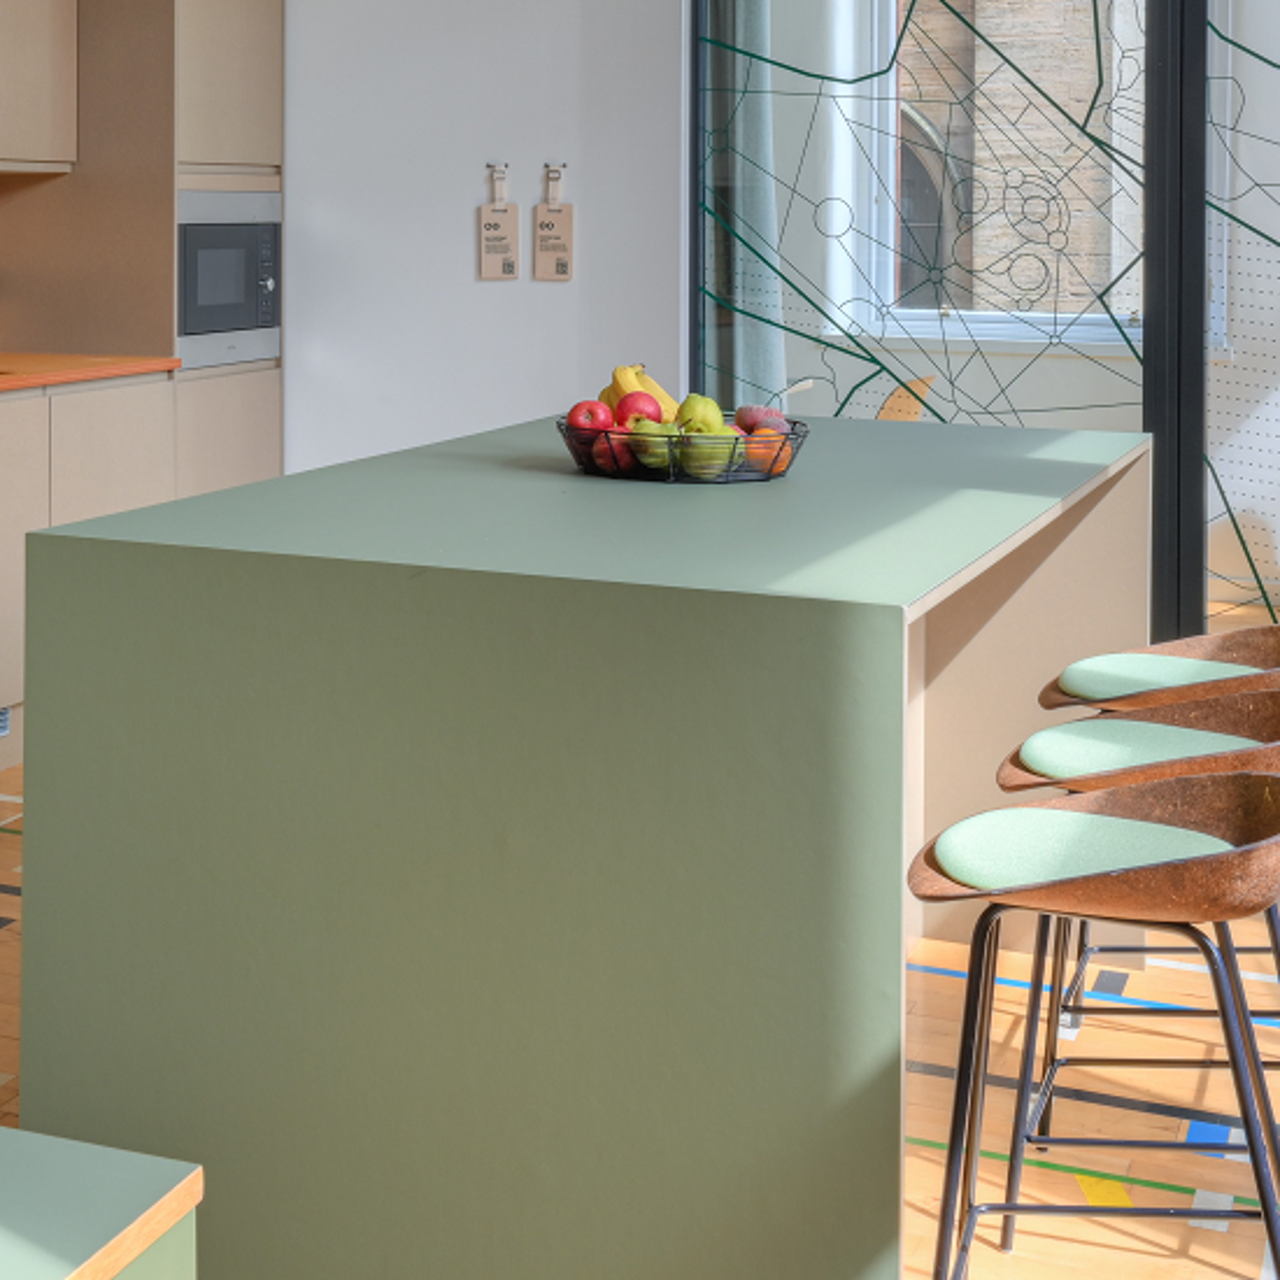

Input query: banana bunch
[599,364,679,424]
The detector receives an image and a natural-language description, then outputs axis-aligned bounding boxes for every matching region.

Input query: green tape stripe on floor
[905,1135,1260,1207]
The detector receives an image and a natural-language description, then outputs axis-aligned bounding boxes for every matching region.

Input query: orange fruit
[744,426,793,476]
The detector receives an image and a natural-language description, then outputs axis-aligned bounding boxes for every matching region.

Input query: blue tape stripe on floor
[1185,1119,1245,1161]
[906,962,1280,1029]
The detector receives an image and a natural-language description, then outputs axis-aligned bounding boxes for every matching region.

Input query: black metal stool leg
[1196,924,1280,1268]
[960,914,1003,1227]
[933,904,1005,1280]
[1266,903,1280,980]
[1037,916,1071,1141]
[1219,923,1280,1190]
[1000,913,1051,1251]
[1076,919,1091,966]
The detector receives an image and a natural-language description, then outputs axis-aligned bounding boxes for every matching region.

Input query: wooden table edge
[68,1165,204,1280]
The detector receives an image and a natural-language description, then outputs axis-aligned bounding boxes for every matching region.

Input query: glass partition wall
[697,0,1145,428]
[697,0,1280,634]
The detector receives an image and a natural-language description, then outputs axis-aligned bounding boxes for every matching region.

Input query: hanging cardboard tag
[533,202,574,281]
[479,202,520,280]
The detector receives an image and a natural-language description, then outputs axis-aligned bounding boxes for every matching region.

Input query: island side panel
[23,536,906,1280]
[115,1210,197,1280]
[915,453,1151,951]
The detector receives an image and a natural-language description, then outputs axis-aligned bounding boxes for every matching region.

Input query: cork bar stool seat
[1041,623,1280,712]
[909,773,1280,1280]
[999,687,1280,794]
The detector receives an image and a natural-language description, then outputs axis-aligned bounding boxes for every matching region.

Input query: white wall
[1205,0,1280,597]
[283,0,688,472]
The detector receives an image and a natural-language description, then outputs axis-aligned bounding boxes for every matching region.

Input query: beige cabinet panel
[0,0,76,164]
[177,0,283,166]
[51,380,176,526]
[0,395,50,707]
[176,367,282,498]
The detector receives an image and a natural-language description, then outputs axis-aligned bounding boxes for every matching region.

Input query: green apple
[679,430,741,480]
[631,416,676,470]
[677,398,742,480]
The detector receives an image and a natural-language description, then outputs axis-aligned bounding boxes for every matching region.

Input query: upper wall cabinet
[177,0,283,167]
[0,0,76,168]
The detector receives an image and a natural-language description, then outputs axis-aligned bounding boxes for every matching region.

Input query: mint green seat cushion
[1058,653,1261,701]
[1018,719,1260,780]
[934,808,1233,892]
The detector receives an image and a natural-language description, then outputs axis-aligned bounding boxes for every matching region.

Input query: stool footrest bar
[1020,1135,1248,1152]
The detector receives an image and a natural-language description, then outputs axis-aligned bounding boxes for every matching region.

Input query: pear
[676,393,724,435]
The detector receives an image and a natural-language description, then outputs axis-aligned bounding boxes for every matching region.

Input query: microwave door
[180,225,261,336]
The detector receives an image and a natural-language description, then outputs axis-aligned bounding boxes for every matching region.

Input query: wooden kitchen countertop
[0,352,180,392]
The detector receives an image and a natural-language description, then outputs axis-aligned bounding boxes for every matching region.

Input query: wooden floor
[0,762,20,1130]
[905,922,1280,1279]
[1208,601,1277,634]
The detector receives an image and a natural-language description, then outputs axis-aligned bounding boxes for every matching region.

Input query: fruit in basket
[631,416,675,469]
[614,391,663,430]
[676,392,740,480]
[599,364,644,412]
[676,392,724,435]
[600,365,680,425]
[679,430,742,481]
[566,400,614,434]
[635,369,679,424]
[744,424,793,476]
[735,404,789,433]
[592,430,636,474]
[612,389,669,470]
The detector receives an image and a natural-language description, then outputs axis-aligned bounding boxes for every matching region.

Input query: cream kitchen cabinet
[176,363,283,498]
[177,0,283,167]
[1,362,280,763]
[0,393,50,709]
[0,0,76,169]
[50,377,176,526]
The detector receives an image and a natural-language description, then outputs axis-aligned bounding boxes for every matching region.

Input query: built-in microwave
[177,190,281,369]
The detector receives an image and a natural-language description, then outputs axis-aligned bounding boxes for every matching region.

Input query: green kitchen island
[22,417,1149,1280]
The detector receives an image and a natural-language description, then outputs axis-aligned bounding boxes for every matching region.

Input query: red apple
[734,404,775,432]
[735,404,791,434]
[613,390,663,430]
[592,431,636,474]
[566,399,614,433]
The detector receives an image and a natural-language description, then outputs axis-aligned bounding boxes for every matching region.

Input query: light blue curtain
[703,0,788,409]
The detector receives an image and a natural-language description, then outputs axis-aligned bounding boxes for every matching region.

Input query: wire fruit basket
[557,418,808,483]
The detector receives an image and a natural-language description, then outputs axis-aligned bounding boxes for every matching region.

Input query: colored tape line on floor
[907,961,1280,1030]
[903,1135,1242,1202]
[1075,1174,1134,1207]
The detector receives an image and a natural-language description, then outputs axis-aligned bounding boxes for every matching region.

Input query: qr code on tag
[502,259,515,276]
[555,259,569,276]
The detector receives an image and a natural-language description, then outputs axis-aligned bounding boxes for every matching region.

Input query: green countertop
[42,417,1148,611]
[0,1127,199,1279]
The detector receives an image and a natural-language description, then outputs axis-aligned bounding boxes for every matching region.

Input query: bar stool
[998,690,1280,1133]
[911,773,1280,1280]
[1000,688,1280,794]
[1041,624,1280,712]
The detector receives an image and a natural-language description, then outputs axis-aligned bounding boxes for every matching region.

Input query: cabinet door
[0,0,76,164]
[177,0,284,166]
[176,367,282,498]
[0,395,50,708]
[50,380,176,526]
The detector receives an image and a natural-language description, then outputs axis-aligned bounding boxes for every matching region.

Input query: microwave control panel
[257,225,279,328]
